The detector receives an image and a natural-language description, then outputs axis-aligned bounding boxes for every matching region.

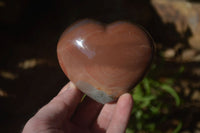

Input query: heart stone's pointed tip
[75,81,115,104]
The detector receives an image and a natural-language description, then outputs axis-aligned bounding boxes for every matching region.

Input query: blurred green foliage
[126,64,182,133]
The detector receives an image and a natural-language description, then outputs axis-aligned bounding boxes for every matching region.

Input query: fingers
[91,93,133,133]
[107,93,133,133]
[91,102,117,133]
[34,82,83,124]
[72,96,103,128]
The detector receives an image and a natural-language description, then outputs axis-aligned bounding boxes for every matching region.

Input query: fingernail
[118,93,133,106]
[68,81,76,89]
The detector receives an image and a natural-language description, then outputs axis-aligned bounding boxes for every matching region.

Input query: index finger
[34,82,83,123]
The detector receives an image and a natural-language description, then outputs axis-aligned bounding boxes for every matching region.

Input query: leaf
[173,122,182,133]
[143,78,151,94]
[161,84,180,106]
[140,95,156,107]
[126,128,134,133]
[150,106,160,114]
[135,110,143,119]
[149,79,161,87]
[146,123,156,131]
[133,85,144,102]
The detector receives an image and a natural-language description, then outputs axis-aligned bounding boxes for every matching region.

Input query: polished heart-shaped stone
[57,19,154,104]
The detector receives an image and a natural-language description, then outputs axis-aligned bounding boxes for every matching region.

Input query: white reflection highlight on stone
[74,38,96,59]
[75,39,84,49]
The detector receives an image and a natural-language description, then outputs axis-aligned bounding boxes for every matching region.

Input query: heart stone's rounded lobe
[57,20,154,104]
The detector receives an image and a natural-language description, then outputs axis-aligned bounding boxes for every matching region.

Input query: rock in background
[152,0,200,62]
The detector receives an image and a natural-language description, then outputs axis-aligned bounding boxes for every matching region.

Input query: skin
[22,82,133,133]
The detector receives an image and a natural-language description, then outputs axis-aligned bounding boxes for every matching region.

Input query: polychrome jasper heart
[57,19,154,104]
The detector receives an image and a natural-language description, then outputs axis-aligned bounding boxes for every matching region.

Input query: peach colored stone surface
[57,20,154,104]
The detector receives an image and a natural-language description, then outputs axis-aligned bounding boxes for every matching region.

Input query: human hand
[22,82,133,133]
